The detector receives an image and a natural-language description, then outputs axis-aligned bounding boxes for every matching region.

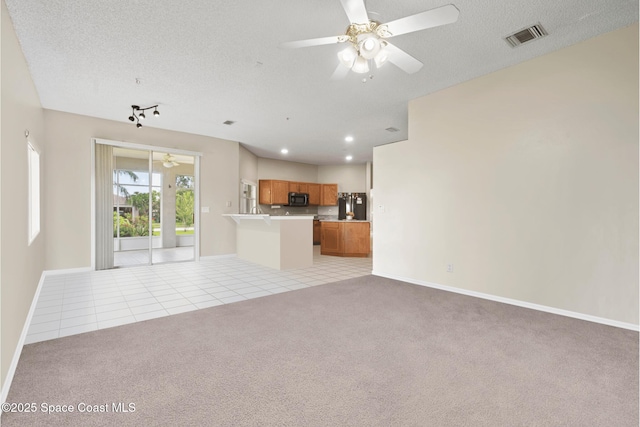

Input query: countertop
[222,214,316,224]
[319,219,370,223]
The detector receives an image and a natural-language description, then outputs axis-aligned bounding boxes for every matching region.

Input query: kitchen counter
[319,219,370,222]
[223,214,313,269]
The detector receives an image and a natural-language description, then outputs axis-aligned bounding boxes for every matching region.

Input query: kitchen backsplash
[258,204,317,216]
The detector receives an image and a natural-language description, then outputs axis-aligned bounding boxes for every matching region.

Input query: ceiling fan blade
[339,0,369,24]
[281,36,343,49]
[384,42,423,74]
[383,4,459,37]
[330,63,350,80]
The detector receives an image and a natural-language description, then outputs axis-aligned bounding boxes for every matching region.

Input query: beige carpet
[2,275,638,426]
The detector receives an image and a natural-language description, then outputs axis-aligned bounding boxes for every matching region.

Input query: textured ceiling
[5,0,638,165]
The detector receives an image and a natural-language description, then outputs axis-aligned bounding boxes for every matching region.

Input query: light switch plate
[201,206,210,213]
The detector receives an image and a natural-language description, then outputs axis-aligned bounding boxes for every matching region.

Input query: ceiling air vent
[223,120,235,125]
[385,127,400,132]
[505,24,547,47]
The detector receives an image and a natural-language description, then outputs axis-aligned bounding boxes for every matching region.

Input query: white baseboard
[372,270,639,332]
[199,254,237,261]
[1,271,47,404]
[44,266,92,275]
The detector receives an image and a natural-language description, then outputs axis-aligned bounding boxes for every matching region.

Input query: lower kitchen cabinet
[320,221,370,257]
[313,220,321,245]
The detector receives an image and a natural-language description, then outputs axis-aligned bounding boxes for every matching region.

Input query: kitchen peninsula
[223,214,313,270]
[320,220,371,257]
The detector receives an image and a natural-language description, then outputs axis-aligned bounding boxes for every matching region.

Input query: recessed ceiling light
[281,148,288,154]
[345,136,354,142]
[345,155,353,161]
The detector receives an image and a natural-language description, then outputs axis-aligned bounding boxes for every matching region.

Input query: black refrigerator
[338,193,367,220]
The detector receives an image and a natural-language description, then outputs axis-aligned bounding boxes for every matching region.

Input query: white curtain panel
[95,143,114,270]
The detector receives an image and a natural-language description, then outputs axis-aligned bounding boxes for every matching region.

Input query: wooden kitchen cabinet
[289,182,309,193]
[313,220,321,245]
[320,183,338,206]
[320,221,370,257]
[308,183,321,205]
[320,222,344,254]
[259,180,289,205]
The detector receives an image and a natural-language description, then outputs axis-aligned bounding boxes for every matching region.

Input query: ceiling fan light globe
[357,33,380,59]
[352,56,370,74]
[374,49,389,68]
[163,161,173,168]
[338,46,357,68]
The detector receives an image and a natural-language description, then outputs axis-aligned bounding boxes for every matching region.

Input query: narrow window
[28,142,40,244]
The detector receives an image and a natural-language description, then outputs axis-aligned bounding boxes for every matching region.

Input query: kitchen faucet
[251,206,262,214]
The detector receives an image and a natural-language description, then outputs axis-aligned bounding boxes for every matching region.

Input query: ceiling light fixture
[345,136,354,142]
[335,21,390,75]
[281,148,289,154]
[128,104,160,128]
[162,153,179,168]
[346,155,353,161]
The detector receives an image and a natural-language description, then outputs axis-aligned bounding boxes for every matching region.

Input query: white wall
[44,110,240,269]
[373,24,639,325]
[1,0,46,388]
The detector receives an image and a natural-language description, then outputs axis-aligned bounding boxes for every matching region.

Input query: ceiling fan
[162,153,179,168]
[282,0,459,79]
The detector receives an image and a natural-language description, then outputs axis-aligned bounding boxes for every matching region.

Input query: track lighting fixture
[128,105,160,128]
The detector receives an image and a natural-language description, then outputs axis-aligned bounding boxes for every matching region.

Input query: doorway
[93,139,201,270]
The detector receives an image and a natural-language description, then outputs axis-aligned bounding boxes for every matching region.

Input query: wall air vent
[223,120,235,125]
[505,24,547,47]
[385,127,400,132]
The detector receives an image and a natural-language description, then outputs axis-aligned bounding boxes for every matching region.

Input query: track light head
[127,104,159,126]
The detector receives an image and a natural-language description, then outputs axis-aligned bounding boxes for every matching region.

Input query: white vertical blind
[95,143,114,270]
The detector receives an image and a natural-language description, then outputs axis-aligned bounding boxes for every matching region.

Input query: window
[28,142,40,244]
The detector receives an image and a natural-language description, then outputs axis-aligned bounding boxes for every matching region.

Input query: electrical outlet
[447,264,454,273]
[226,201,232,207]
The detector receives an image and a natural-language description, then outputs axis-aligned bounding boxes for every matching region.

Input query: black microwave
[288,192,309,206]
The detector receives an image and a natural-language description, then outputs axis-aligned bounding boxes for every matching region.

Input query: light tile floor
[114,246,196,267]
[26,247,372,344]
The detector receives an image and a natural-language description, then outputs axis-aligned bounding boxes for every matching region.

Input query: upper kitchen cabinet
[308,183,321,205]
[289,182,309,193]
[259,180,289,205]
[320,184,338,206]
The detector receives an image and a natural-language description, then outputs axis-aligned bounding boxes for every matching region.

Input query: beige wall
[373,24,639,325]
[44,110,240,269]
[239,145,258,184]
[318,164,367,193]
[257,158,318,182]
[1,0,46,387]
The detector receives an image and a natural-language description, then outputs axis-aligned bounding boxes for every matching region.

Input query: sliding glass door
[94,139,200,270]
[113,148,155,267]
